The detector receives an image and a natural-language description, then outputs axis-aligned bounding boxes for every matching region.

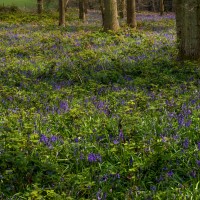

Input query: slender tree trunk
[176,0,200,60]
[127,0,137,29]
[84,0,88,14]
[59,0,65,27]
[119,0,125,18]
[152,0,156,12]
[37,0,43,14]
[136,0,140,12]
[103,0,119,31]
[64,0,69,11]
[160,0,164,16]
[79,0,86,22]
[99,0,105,26]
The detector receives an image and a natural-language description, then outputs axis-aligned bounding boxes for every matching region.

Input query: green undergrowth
[0,10,200,199]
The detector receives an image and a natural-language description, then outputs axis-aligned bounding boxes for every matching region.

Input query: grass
[0,9,200,199]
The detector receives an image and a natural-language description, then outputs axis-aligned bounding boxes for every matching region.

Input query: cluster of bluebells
[40,134,59,148]
[100,173,120,182]
[112,129,125,144]
[88,153,102,163]
[92,99,110,116]
[96,189,107,200]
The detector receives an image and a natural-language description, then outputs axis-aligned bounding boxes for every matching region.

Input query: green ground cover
[0,9,200,199]
[1,0,35,8]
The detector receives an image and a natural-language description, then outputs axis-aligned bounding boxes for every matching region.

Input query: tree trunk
[119,0,125,18]
[176,0,200,60]
[37,0,43,14]
[64,0,69,12]
[160,0,164,16]
[127,0,137,29]
[79,0,86,22]
[99,0,105,26]
[59,0,65,27]
[103,0,119,31]
[84,0,88,14]
[152,0,156,12]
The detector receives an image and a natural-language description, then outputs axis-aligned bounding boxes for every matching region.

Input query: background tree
[64,0,69,11]
[176,0,200,60]
[84,0,89,14]
[118,0,125,18]
[79,0,86,21]
[59,0,65,26]
[160,0,164,15]
[103,0,119,31]
[99,0,105,26]
[37,0,43,14]
[127,0,137,29]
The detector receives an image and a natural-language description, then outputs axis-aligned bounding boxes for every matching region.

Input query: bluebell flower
[80,153,84,160]
[167,170,173,177]
[113,139,119,144]
[101,175,108,182]
[59,101,69,112]
[183,138,189,149]
[178,114,185,127]
[116,173,120,179]
[88,153,102,163]
[196,160,200,167]
[197,142,200,151]
[185,120,192,127]
[40,134,48,144]
[74,138,79,143]
[50,135,58,142]
[119,129,125,142]
[150,185,156,191]
[190,170,196,178]
[130,156,133,165]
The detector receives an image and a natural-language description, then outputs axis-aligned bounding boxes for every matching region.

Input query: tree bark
[79,0,86,22]
[176,0,200,60]
[103,0,119,31]
[127,0,137,29]
[152,0,156,12]
[99,0,105,26]
[160,0,164,16]
[37,0,43,14]
[84,0,88,14]
[59,0,65,27]
[119,0,125,18]
[64,0,69,11]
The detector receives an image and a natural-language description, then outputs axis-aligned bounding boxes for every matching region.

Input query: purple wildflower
[183,138,189,149]
[185,120,192,127]
[96,189,102,200]
[130,156,133,165]
[59,101,69,112]
[190,170,196,178]
[156,175,164,183]
[150,185,156,191]
[116,173,120,179]
[101,175,108,182]
[88,153,102,163]
[113,139,119,144]
[196,160,200,167]
[119,129,125,142]
[40,134,48,144]
[80,153,84,160]
[50,135,58,142]
[178,114,185,127]
[197,142,200,151]
[167,170,173,177]
[74,138,79,143]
